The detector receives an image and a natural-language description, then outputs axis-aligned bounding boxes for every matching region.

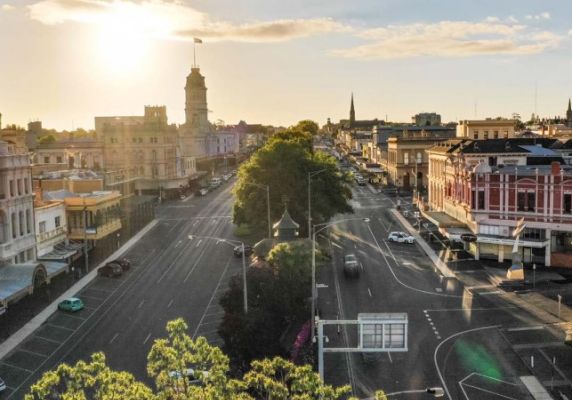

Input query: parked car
[0,377,6,392]
[356,177,366,186]
[199,188,209,196]
[58,297,84,312]
[233,245,254,257]
[387,231,415,244]
[168,368,208,387]
[98,263,123,278]
[210,177,222,187]
[112,258,131,271]
[343,253,360,277]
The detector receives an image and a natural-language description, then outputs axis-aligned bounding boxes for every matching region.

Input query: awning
[440,226,474,241]
[38,242,82,261]
[422,211,468,229]
[477,235,549,248]
[0,263,47,306]
[42,261,69,279]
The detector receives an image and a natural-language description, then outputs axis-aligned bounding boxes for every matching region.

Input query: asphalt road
[318,184,571,400]
[1,181,243,399]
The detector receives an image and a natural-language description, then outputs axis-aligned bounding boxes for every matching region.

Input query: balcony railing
[68,219,122,240]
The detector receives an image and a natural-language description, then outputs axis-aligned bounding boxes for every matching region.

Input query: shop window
[564,194,572,214]
[517,192,526,211]
[478,191,485,210]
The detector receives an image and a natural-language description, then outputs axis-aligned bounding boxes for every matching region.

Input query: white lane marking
[193,220,200,226]
[143,333,151,344]
[367,288,372,297]
[195,239,202,247]
[109,333,119,344]
[193,258,231,339]
[0,361,33,373]
[184,248,208,283]
[360,262,364,272]
[387,351,393,363]
[167,299,173,308]
[434,325,501,400]
[174,240,182,248]
[425,306,518,312]
[332,242,343,249]
[17,348,48,359]
[507,326,545,332]
[461,383,519,400]
[479,290,503,295]
[138,300,145,308]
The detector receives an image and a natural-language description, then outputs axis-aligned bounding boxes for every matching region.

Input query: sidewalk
[0,219,158,360]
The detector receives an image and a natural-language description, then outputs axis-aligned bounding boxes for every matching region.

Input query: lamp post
[311,217,370,341]
[188,235,248,313]
[244,182,271,239]
[308,169,328,239]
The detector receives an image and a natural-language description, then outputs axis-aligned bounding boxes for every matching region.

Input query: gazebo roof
[272,209,300,230]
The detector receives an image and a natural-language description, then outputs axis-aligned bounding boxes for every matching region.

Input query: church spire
[568,98,571,112]
[349,93,355,126]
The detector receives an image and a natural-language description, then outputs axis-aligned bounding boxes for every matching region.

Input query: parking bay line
[143,333,152,345]
[109,333,119,344]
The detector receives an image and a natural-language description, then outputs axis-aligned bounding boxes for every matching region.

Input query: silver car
[343,253,360,277]
[387,231,415,244]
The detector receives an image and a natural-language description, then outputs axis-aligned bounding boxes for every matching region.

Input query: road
[318,184,571,399]
[0,181,242,399]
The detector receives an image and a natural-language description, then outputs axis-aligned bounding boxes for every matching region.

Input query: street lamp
[308,169,328,239]
[188,234,248,314]
[311,217,370,341]
[244,182,272,239]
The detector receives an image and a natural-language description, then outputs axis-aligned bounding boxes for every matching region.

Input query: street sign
[358,313,408,350]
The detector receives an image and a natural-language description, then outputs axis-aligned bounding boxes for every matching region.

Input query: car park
[98,262,123,277]
[58,297,84,312]
[234,245,254,257]
[387,231,415,244]
[343,253,360,277]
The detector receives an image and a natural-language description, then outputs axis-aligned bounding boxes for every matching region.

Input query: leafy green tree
[294,120,319,136]
[38,134,56,145]
[268,129,313,153]
[233,137,352,237]
[29,319,382,399]
[25,352,155,400]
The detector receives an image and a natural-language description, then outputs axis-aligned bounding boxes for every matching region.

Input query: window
[404,153,409,165]
[11,212,16,238]
[9,180,14,197]
[564,194,572,214]
[19,211,24,236]
[478,190,485,209]
[527,192,535,212]
[517,192,526,211]
[56,156,63,163]
[416,152,422,164]
[55,216,61,228]
[17,179,22,195]
[39,221,46,233]
[24,178,29,194]
[493,131,499,139]
[138,138,143,143]
[132,137,137,143]
[44,156,50,163]
[26,209,31,233]
[483,131,489,140]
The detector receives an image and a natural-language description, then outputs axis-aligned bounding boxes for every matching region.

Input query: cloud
[525,12,551,20]
[331,19,562,59]
[27,0,347,42]
[569,29,572,36]
[1,4,15,11]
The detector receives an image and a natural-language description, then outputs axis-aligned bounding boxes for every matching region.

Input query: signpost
[316,313,408,379]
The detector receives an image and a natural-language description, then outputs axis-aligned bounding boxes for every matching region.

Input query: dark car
[343,253,360,277]
[112,258,131,271]
[98,263,123,278]
[233,245,254,257]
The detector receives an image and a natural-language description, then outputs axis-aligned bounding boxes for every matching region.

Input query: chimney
[551,161,561,175]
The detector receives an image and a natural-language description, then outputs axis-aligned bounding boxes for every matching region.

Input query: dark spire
[568,98,571,112]
[349,93,355,126]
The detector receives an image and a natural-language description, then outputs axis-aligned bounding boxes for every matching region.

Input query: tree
[38,135,56,145]
[268,129,313,153]
[233,136,352,237]
[294,120,319,136]
[25,352,155,400]
[28,319,378,399]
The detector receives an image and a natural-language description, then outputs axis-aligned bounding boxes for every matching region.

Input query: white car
[387,231,415,244]
[0,377,6,392]
[168,368,208,383]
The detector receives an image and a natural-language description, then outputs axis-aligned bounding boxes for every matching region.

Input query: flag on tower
[194,38,203,43]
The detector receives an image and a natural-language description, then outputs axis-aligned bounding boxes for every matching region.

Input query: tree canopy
[233,132,352,237]
[294,120,320,136]
[26,318,386,400]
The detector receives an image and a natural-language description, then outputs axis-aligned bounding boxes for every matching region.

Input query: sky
[1,0,572,131]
